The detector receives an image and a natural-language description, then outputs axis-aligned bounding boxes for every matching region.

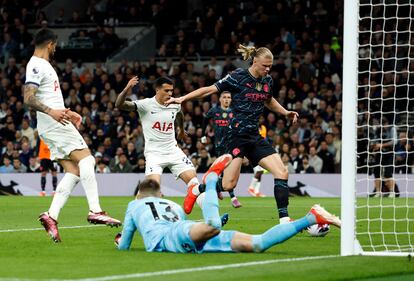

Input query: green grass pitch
[0,196,413,281]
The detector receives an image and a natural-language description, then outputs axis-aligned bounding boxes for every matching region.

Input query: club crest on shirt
[255,83,262,91]
[222,113,227,118]
[32,67,39,74]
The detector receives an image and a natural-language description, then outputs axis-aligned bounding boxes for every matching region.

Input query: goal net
[342,0,414,256]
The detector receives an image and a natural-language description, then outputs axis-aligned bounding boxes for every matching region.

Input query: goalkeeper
[115,155,341,253]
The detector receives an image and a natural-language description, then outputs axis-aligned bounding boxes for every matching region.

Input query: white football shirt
[133,97,181,155]
[25,56,65,133]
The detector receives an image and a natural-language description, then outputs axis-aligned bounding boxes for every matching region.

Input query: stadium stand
[0,0,355,174]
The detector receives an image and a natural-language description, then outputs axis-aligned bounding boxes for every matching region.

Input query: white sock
[48,173,80,220]
[79,155,102,213]
[188,177,200,196]
[250,177,258,188]
[279,217,291,224]
[254,181,261,193]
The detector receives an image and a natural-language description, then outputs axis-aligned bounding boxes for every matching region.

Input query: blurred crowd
[0,0,348,174]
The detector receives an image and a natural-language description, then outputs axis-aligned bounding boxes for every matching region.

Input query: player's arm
[165,85,218,105]
[175,111,186,140]
[265,97,298,124]
[116,210,137,250]
[115,76,139,111]
[23,84,70,125]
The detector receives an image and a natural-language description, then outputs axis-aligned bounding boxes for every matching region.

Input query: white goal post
[341,0,414,257]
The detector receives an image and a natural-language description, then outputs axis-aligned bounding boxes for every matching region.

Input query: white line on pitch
[0,224,105,233]
[0,255,339,281]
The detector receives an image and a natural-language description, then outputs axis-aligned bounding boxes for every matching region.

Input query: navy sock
[274,179,289,218]
[228,190,235,198]
[52,176,58,190]
[41,176,46,191]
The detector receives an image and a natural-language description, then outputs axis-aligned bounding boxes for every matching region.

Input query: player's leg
[189,222,220,244]
[383,154,395,197]
[40,169,47,196]
[70,148,121,226]
[200,154,233,228]
[249,166,265,197]
[47,159,80,220]
[221,157,243,191]
[231,205,341,252]
[168,148,201,214]
[258,153,291,224]
[51,163,58,195]
[70,148,102,212]
[39,159,80,242]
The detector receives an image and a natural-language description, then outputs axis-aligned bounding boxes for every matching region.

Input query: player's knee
[78,155,96,179]
[274,166,288,180]
[222,177,237,190]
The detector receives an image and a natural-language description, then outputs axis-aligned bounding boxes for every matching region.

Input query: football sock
[274,178,289,218]
[189,177,201,196]
[79,155,102,213]
[52,176,58,190]
[250,177,258,188]
[202,173,221,229]
[48,173,80,220]
[255,180,262,193]
[216,176,224,192]
[198,184,206,193]
[41,176,46,191]
[228,190,236,199]
[252,214,316,252]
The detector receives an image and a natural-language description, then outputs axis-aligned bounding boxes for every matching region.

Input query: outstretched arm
[115,76,139,111]
[265,97,298,124]
[175,111,186,140]
[23,84,70,125]
[116,210,137,250]
[165,85,218,105]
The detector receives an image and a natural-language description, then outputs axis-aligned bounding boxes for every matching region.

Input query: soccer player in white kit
[115,76,200,214]
[23,29,121,243]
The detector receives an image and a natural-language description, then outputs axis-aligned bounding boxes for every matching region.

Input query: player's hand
[286,111,299,124]
[373,143,382,151]
[114,232,122,247]
[48,108,70,126]
[66,110,82,129]
[125,76,139,91]
[164,96,184,106]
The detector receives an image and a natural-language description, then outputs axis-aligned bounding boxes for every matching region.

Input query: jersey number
[145,202,179,222]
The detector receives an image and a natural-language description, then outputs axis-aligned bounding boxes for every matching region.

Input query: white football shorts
[39,123,88,160]
[145,146,195,179]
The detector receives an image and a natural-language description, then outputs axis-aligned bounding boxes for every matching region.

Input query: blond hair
[237,44,273,61]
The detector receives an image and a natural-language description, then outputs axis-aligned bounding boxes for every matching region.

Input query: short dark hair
[34,28,57,47]
[154,77,174,89]
[138,179,160,195]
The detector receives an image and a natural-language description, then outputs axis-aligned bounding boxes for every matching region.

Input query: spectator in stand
[27,156,41,172]
[112,153,133,173]
[289,146,302,173]
[12,157,27,173]
[318,141,335,173]
[20,118,36,148]
[132,157,146,173]
[308,146,323,173]
[299,155,315,174]
[0,156,13,173]
[96,160,111,173]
